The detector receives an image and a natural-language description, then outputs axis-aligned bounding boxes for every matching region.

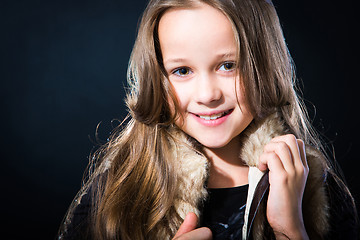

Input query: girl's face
[159,3,253,149]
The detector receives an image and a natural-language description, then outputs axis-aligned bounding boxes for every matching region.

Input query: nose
[194,73,222,105]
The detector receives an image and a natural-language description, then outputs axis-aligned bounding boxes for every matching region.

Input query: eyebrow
[164,52,237,66]
[164,58,187,65]
[217,52,237,59]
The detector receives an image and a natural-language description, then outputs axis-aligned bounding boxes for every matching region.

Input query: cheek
[168,82,189,111]
[234,84,253,120]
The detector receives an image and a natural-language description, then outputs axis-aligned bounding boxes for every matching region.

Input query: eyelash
[218,62,236,72]
[171,61,236,77]
[172,67,192,77]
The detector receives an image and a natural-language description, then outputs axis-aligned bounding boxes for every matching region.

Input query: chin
[195,136,232,149]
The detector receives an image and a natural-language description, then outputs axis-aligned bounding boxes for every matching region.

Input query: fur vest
[169,113,329,239]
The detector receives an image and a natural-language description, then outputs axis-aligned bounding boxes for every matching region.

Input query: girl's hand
[258,134,309,240]
[173,212,212,240]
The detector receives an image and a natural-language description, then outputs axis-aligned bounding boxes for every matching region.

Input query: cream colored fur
[170,113,329,239]
[172,138,209,220]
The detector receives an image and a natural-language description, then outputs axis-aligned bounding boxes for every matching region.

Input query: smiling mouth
[194,109,233,120]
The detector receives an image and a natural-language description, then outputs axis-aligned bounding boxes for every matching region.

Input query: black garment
[58,190,93,240]
[58,174,358,239]
[246,172,359,240]
[201,184,249,240]
[325,173,359,239]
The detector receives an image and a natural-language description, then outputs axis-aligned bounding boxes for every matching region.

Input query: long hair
[59,0,355,239]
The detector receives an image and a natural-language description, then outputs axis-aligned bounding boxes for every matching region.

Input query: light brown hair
[59,0,354,239]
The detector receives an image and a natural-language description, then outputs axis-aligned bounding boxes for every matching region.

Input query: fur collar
[170,113,329,239]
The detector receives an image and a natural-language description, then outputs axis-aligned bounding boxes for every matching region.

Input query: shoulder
[299,147,358,239]
[324,171,359,239]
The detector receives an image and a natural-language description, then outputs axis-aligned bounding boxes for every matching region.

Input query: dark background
[1,0,358,239]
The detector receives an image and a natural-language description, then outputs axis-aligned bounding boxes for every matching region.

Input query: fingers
[173,213,198,238]
[174,228,212,240]
[259,134,308,176]
[173,213,213,240]
[259,135,309,237]
[258,150,284,173]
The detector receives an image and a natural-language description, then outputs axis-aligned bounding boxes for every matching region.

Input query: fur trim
[172,135,209,219]
[301,147,329,238]
[239,113,287,167]
[163,130,209,239]
[239,113,288,239]
[170,113,329,239]
[248,148,329,239]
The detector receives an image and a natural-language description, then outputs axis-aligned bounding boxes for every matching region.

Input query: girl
[58,0,358,239]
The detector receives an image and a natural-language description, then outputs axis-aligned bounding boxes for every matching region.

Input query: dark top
[324,174,359,239]
[58,192,93,240]
[58,173,359,239]
[201,184,249,240]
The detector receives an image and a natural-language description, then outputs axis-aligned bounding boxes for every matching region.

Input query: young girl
[58,0,358,239]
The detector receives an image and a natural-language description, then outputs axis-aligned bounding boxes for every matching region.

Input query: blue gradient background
[1,0,358,239]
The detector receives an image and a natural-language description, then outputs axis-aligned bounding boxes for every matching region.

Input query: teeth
[199,112,224,120]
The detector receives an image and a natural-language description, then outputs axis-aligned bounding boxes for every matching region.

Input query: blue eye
[219,62,236,71]
[173,67,192,76]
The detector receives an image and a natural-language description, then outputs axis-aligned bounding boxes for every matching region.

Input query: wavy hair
[59,0,355,239]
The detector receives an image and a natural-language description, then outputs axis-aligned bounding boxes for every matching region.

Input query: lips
[189,109,233,127]
[194,109,233,120]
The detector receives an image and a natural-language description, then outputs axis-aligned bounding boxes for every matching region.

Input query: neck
[204,135,249,188]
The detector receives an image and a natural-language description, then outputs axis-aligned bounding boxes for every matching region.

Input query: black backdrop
[1,0,358,239]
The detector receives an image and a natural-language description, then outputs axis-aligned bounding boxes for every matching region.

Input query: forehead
[158,3,237,63]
